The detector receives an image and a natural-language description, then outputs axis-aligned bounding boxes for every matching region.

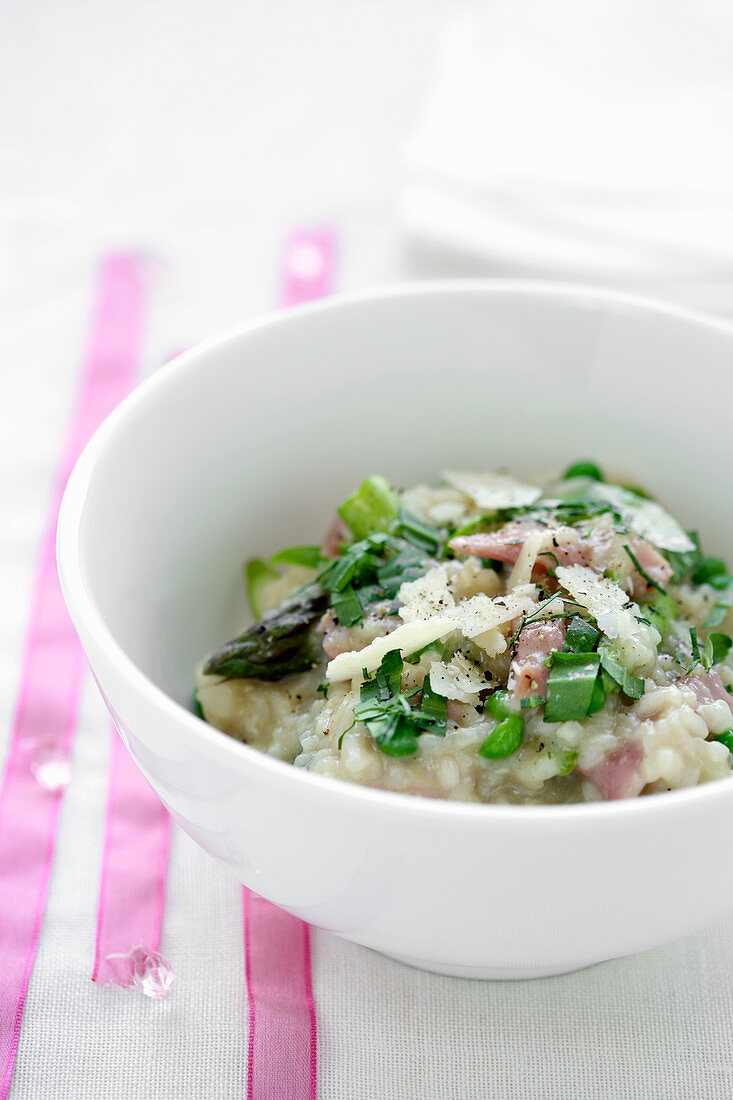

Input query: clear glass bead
[289,240,324,281]
[30,747,71,791]
[127,947,175,998]
[104,946,174,997]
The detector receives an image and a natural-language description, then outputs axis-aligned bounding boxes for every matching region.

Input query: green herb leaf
[598,646,646,699]
[544,652,602,722]
[404,639,448,665]
[564,616,599,654]
[270,545,324,568]
[645,591,677,641]
[395,506,443,555]
[587,674,606,714]
[562,460,604,481]
[317,683,329,700]
[701,632,732,671]
[479,715,523,759]
[353,650,449,756]
[192,691,205,719]
[693,556,730,586]
[418,676,448,735]
[332,585,364,627]
[337,476,400,540]
[245,558,279,619]
[376,546,430,599]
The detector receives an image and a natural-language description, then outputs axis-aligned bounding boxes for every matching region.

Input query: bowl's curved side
[58,280,733,976]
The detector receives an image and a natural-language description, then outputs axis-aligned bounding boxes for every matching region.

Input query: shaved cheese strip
[556,564,659,673]
[326,616,456,682]
[442,470,541,511]
[507,530,546,591]
[327,588,537,683]
[429,655,487,702]
[591,484,695,553]
[555,564,628,617]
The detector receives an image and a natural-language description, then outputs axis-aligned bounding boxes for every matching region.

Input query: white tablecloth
[3,2,733,1097]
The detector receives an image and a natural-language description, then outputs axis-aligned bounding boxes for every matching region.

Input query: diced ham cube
[509,619,567,702]
[578,740,645,801]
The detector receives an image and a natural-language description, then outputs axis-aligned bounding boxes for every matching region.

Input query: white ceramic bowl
[58,281,733,979]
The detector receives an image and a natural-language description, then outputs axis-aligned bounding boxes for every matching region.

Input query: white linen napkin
[401,2,733,283]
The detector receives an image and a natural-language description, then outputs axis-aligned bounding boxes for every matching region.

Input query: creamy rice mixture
[196,464,733,804]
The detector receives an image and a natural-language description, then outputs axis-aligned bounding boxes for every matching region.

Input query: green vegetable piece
[715,731,733,755]
[418,676,448,735]
[520,695,543,710]
[377,722,420,757]
[404,639,448,665]
[598,646,645,699]
[544,652,602,723]
[702,632,732,671]
[376,545,430,599]
[693,556,730,586]
[395,506,443,555]
[564,616,599,654]
[192,691,205,719]
[354,650,449,756]
[587,674,606,715]
[479,715,524,759]
[562,460,604,482]
[486,690,513,720]
[332,585,363,627]
[645,591,677,641]
[337,476,400,540]
[317,683,329,700]
[203,584,328,681]
[270,545,323,568]
[245,558,279,619]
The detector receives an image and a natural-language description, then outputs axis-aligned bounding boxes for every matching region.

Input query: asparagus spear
[203,584,329,681]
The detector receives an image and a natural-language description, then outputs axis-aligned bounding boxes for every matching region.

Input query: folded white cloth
[402,2,733,281]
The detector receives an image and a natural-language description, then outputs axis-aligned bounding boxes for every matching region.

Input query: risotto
[196,463,733,804]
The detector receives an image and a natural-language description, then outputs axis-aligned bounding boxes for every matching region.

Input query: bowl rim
[57,277,733,825]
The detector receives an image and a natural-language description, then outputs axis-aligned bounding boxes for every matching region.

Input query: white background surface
[3,2,733,1096]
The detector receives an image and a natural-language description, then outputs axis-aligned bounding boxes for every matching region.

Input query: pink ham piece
[320,615,356,659]
[448,521,595,570]
[449,523,672,597]
[681,669,733,712]
[320,515,348,559]
[578,740,645,801]
[626,535,673,598]
[509,619,567,702]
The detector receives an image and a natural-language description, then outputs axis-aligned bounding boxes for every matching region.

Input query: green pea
[479,715,523,759]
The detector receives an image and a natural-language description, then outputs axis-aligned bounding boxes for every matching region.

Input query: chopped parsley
[598,646,645,699]
[562,460,604,482]
[352,651,447,757]
[544,652,602,723]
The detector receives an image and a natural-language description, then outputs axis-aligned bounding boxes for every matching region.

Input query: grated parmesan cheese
[429,654,487,703]
[556,564,660,673]
[442,470,541,511]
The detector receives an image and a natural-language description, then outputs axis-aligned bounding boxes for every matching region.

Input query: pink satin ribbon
[243,225,337,1100]
[0,254,149,1098]
[92,728,171,987]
